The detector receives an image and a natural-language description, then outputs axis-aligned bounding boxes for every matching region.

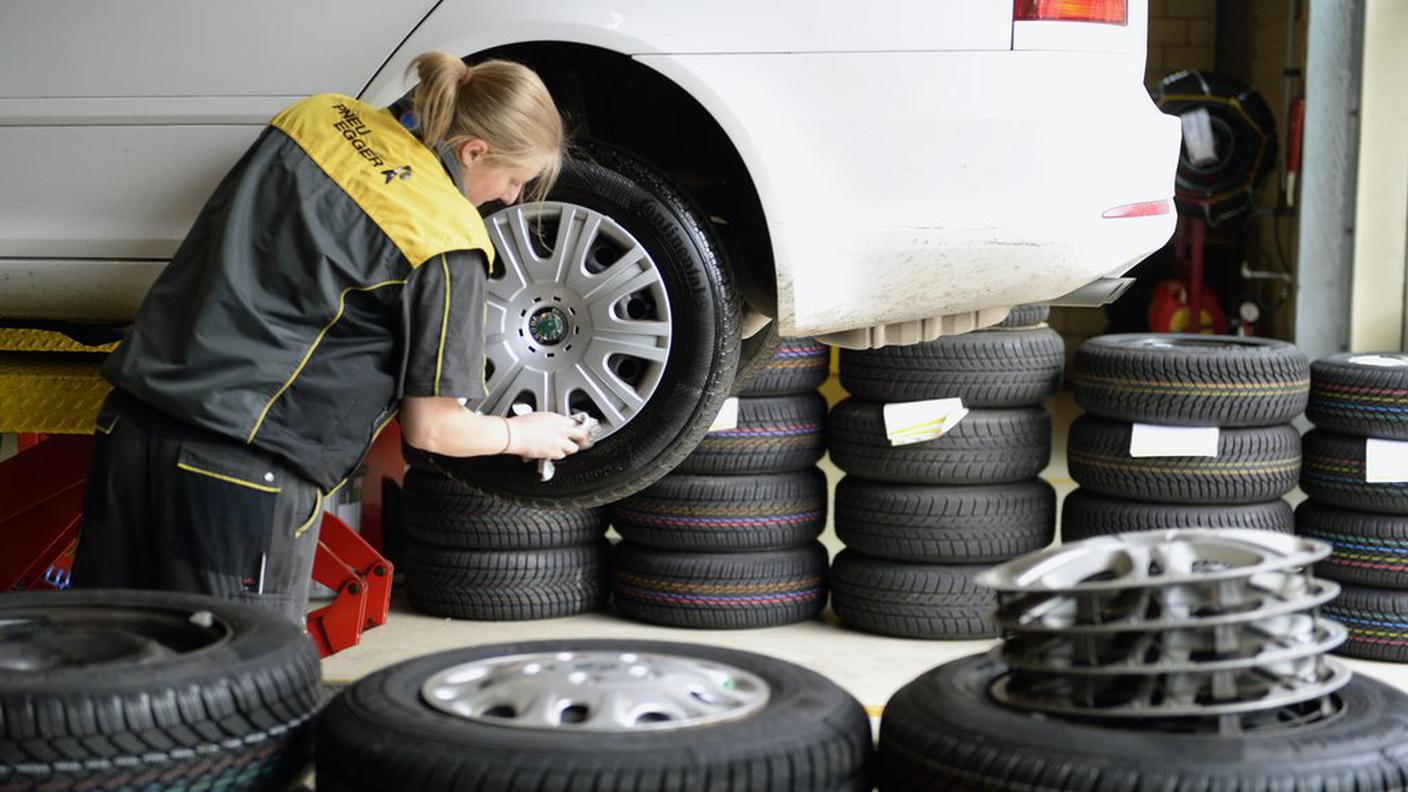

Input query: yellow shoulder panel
[270,94,495,272]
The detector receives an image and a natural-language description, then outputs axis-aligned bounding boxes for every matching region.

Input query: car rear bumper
[638,49,1181,337]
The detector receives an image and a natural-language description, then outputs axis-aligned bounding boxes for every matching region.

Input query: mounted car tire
[828,400,1050,485]
[839,327,1064,407]
[1302,429,1408,515]
[997,304,1050,328]
[738,336,831,397]
[1297,500,1408,590]
[610,468,827,552]
[1061,489,1294,542]
[834,477,1055,563]
[403,467,608,550]
[611,542,829,629]
[878,653,1408,791]
[673,392,827,475]
[1308,352,1408,440]
[403,541,610,621]
[0,590,321,792]
[1068,416,1301,504]
[829,551,997,639]
[315,640,874,792]
[1073,334,1310,426]
[418,144,740,509]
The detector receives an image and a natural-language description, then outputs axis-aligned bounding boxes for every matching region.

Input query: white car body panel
[0,0,1177,337]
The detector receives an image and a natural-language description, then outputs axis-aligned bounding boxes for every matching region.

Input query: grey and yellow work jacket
[104,94,496,491]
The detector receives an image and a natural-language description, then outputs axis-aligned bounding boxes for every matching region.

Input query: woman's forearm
[400,396,510,457]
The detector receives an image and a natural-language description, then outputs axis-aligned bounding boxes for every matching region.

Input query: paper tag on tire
[1366,439,1408,483]
[1129,424,1220,457]
[708,397,740,432]
[883,398,967,446]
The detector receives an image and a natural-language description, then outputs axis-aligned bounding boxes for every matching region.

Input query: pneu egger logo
[331,103,410,183]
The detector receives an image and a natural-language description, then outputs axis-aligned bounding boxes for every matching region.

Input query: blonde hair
[408,52,565,203]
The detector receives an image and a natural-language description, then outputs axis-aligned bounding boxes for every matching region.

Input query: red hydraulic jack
[306,511,393,657]
[2,432,395,657]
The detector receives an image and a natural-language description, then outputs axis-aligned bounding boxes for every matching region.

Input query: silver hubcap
[480,202,673,438]
[421,650,770,733]
[978,530,1350,723]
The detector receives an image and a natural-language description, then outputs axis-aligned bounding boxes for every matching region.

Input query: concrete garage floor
[323,384,1408,718]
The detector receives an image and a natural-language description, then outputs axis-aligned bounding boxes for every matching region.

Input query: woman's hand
[505,412,591,460]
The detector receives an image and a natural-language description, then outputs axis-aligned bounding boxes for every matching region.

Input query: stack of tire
[1064,334,1308,542]
[1296,352,1408,663]
[827,306,1061,639]
[401,466,610,620]
[609,337,833,628]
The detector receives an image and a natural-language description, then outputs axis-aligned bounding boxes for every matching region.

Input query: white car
[0,0,1178,505]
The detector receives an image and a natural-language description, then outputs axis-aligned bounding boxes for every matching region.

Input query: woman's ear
[458,139,490,167]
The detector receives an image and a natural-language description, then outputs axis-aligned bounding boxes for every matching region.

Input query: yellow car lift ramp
[0,329,116,435]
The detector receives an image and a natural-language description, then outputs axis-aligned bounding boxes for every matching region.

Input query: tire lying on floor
[403,467,609,550]
[611,542,829,629]
[839,327,1064,406]
[1307,352,1408,440]
[0,590,321,792]
[1296,500,1408,589]
[315,640,874,792]
[1073,333,1310,426]
[1325,583,1408,663]
[418,144,741,509]
[1068,415,1301,504]
[610,468,827,552]
[1061,489,1294,542]
[829,551,997,639]
[1302,429,1408,515]
[835,478,1055,563]
[878,654,1408,791]
[403,540,610,620]
[672,391,828,475]
[828,401,1050,485]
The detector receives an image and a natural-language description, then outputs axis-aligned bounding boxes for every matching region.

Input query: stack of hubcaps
[978,530,1349,733]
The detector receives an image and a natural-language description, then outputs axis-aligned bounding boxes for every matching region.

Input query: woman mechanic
[71,52,588,623]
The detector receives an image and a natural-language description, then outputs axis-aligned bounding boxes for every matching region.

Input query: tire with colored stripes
[829,551,997,639]
[1326,583,1408,663]
[674,392,827,475]
[1067,416,1300,504]
[878,654,1408,791]
[1302,429,1408,515]
[839,327,1064,407]
[739,337,831,397]
[611,542,828,629]
[997,304,1050,328]
[1073,334,1309,426]
[403,467,608,550]
[403,541,610,620]
[835,477,1054,563]
[0,591,320,792]
[1298,500,1408,590]
[1308,352,1408,440]
[1061,489,1294,542]
[609,469,827,552]
[828,400,1050,485]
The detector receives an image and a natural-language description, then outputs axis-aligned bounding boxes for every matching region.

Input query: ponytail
[408,52,565,202]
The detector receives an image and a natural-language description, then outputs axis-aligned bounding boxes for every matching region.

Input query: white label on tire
[1366,438,1408,482]
[1129,424,1220,457]
[1180,108,1218,166]
[883,398,967,446]
[708,397,740,432]
[1349,354,1408,368]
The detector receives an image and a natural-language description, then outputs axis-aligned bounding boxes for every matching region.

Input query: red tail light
[1014,0,1128,25]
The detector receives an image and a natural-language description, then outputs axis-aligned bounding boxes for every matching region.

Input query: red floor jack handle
[306,511,394,658]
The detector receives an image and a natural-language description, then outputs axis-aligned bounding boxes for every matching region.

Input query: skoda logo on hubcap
[529,307,570,346]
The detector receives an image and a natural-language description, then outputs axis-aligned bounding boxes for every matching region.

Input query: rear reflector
[1014,0,1128,25]
[1102,200,1171,219]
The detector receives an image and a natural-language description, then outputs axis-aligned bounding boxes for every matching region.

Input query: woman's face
[457,139,543,207]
